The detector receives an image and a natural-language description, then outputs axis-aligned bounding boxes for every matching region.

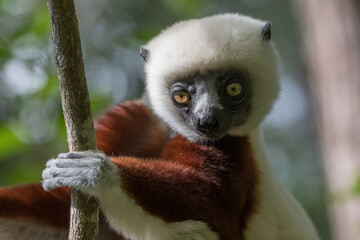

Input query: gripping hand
[42,151,119,192]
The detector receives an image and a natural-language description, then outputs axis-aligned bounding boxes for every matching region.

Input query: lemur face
[142,14,279,142]
[168,69,252,142]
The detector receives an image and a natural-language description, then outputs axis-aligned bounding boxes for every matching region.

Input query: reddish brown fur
[0,101,259,240]
[95,100,169,158]
[0,184,70,228]
[111,134,259,240]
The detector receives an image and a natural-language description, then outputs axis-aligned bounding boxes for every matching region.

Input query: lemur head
[141,14,279,143]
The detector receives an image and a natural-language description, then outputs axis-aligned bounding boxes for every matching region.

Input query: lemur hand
[42,151,119,192]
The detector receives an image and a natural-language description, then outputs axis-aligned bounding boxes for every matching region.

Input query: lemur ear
[261,22,271,41]
[140,47,150,62]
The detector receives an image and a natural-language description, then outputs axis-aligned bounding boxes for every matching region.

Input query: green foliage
[30,7,51,36]
[352,175,360,195]
[0,125,24,159]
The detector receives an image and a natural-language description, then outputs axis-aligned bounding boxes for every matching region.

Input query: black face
[169,68,252,142]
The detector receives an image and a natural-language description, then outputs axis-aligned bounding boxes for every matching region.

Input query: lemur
[0,14,319,240]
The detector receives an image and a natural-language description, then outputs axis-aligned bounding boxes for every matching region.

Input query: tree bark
[292,0,360,240]
[47,0,99,239]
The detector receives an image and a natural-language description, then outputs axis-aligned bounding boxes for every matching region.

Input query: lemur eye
[173,91,190,104]
[226,83,242,96]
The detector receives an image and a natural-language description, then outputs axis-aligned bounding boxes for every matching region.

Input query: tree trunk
[47,0,99,239]
[292,0,360,240]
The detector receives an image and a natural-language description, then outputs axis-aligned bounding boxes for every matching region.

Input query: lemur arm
[42,135,259,240]
[95,100,169,158]
[0,100,169,240]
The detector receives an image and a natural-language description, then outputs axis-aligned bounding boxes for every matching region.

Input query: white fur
[42,151,218,240]
[144,13,279,139]
[98,186,218,240]
[230,127,319,240]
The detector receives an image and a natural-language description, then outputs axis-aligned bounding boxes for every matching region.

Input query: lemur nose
[197,117,220,134]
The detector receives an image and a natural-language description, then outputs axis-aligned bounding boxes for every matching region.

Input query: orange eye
[226,83,242,96]
[173,91,190,104]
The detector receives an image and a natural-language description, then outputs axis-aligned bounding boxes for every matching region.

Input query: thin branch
[47,0,99,239]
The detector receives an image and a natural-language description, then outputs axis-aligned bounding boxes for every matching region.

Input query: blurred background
[1,0,359,239]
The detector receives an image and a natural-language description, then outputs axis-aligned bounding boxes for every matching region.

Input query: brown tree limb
[47,0,99,239]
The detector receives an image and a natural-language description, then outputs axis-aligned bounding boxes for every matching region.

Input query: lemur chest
[99,135,259,240]
[98,187,219,240]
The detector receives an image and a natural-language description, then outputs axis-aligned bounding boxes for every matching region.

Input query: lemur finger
[58,151,106,160]
[42,166,90,179]
[42,177,66,191]
[42,177,84,191]
[45,158,57,168]
[43,159,90,179]
[53,158,103,169]
[42,170,100,190]
[42,167,52,180]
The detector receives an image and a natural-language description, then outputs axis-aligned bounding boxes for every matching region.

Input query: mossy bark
[47,0,99,239]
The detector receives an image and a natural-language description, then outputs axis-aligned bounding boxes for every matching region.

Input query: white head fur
[142,13,280,141]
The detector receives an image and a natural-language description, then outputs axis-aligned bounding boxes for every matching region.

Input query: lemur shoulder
[0,14,319,240]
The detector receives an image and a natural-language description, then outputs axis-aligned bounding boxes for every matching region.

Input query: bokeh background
[0,0,334,239]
